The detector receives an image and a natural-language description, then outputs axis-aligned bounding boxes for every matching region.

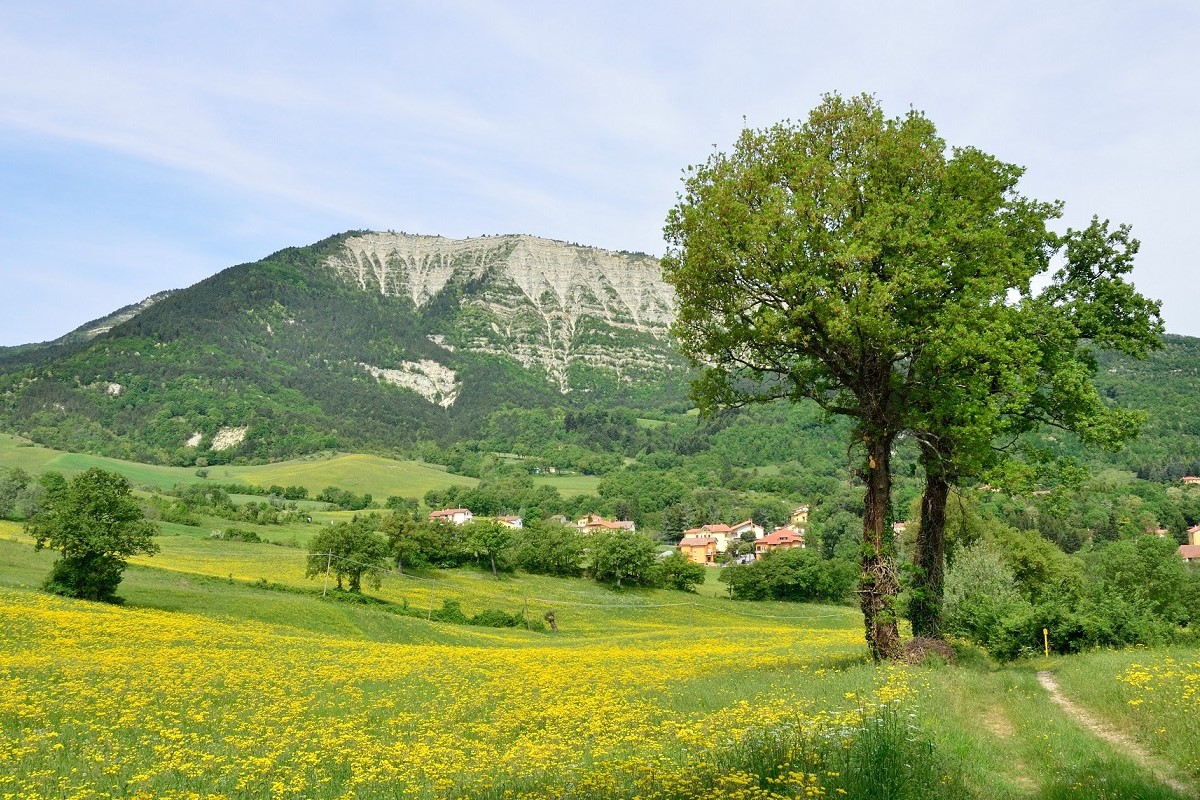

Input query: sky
[1,1,1197,345]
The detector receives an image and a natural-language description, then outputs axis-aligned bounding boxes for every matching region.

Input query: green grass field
[2,510,1198,799]
[531,472,601,496]
[0,434,479,497]
[0,434,605,502]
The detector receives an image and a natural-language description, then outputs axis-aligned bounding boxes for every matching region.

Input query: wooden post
[1043,627,1049,657]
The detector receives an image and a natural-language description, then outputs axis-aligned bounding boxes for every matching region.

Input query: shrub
[222,528,263,543]
[431,599,468,624]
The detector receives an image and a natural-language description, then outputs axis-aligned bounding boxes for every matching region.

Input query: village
[426,504,816,566]
[429,496,1200,566]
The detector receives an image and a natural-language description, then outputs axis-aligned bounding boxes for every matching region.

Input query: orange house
[682,523,734,552]
[755,528,805,559]
[679,535,719,565]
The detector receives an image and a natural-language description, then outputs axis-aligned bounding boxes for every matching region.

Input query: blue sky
[1,1,1197,344]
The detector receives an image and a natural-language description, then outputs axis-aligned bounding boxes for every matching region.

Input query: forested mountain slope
[0,232,687,464]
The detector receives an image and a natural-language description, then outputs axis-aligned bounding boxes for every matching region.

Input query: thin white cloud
[0,0,1197,344]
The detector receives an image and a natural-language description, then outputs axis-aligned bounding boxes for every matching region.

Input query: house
[893,521,908,537]
[429,508,473,525]
[1188,524,1200,545]
[1179,544,1200,563]
[789,505,810,528]
[497,516,524,529]
[730,519,766,540]
[1182,476,1200,485]
[574,513,637,535]
[679,535,719,565]
[755,527,805,559]
[682,523,734,552]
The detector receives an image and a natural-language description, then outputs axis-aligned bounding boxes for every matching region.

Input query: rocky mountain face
[326,233,678,394]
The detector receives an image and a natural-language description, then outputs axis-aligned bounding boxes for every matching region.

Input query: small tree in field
[26,468,159,602]
[305,520,389,593]
[652,551,707,592]
[465,518,514,577]
[589,531,658,588]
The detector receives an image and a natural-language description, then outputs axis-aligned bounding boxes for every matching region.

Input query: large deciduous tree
[27,468,159,602]
[662,93,1058,660]
[906,218,1162,638]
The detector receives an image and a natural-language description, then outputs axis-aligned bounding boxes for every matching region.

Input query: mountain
[0,232,690,464]
[0,292,177,364]
[3,229,1200,484]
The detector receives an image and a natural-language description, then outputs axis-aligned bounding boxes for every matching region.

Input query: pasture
[1,513,1198,799]
[0,434,600,500]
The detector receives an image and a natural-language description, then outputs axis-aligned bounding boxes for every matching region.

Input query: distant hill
[0,232,690,464]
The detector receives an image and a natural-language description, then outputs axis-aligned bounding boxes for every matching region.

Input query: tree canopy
[905,217,1162,637]
[305,520,389,593]
[588,531,658,588]
[26,467,159,602]
[663,93,1068,659]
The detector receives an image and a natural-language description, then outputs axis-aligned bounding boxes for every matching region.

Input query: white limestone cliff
[326,233,679,393]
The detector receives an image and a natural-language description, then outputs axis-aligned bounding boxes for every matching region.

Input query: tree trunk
[860,433,902,661]
[910,464,949,639]
[489,552,497,577]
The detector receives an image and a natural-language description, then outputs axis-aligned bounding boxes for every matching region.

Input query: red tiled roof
[679,536,718,547]
[1179,545,1200,559]
[685,524,733,535]
[429,508,471,518]
[758,528,803,546]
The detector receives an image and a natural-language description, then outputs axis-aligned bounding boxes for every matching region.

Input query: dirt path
[1036,670,1196,798]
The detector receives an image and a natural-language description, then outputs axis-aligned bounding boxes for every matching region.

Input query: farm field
[1,516,1198,800]
[0,434,481,497]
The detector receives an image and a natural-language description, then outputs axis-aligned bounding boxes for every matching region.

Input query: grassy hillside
[0,433,602,503]
[1,515,1197,799]
[0,433,474,496]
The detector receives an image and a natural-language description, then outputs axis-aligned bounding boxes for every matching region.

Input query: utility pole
[323,550,332,597]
